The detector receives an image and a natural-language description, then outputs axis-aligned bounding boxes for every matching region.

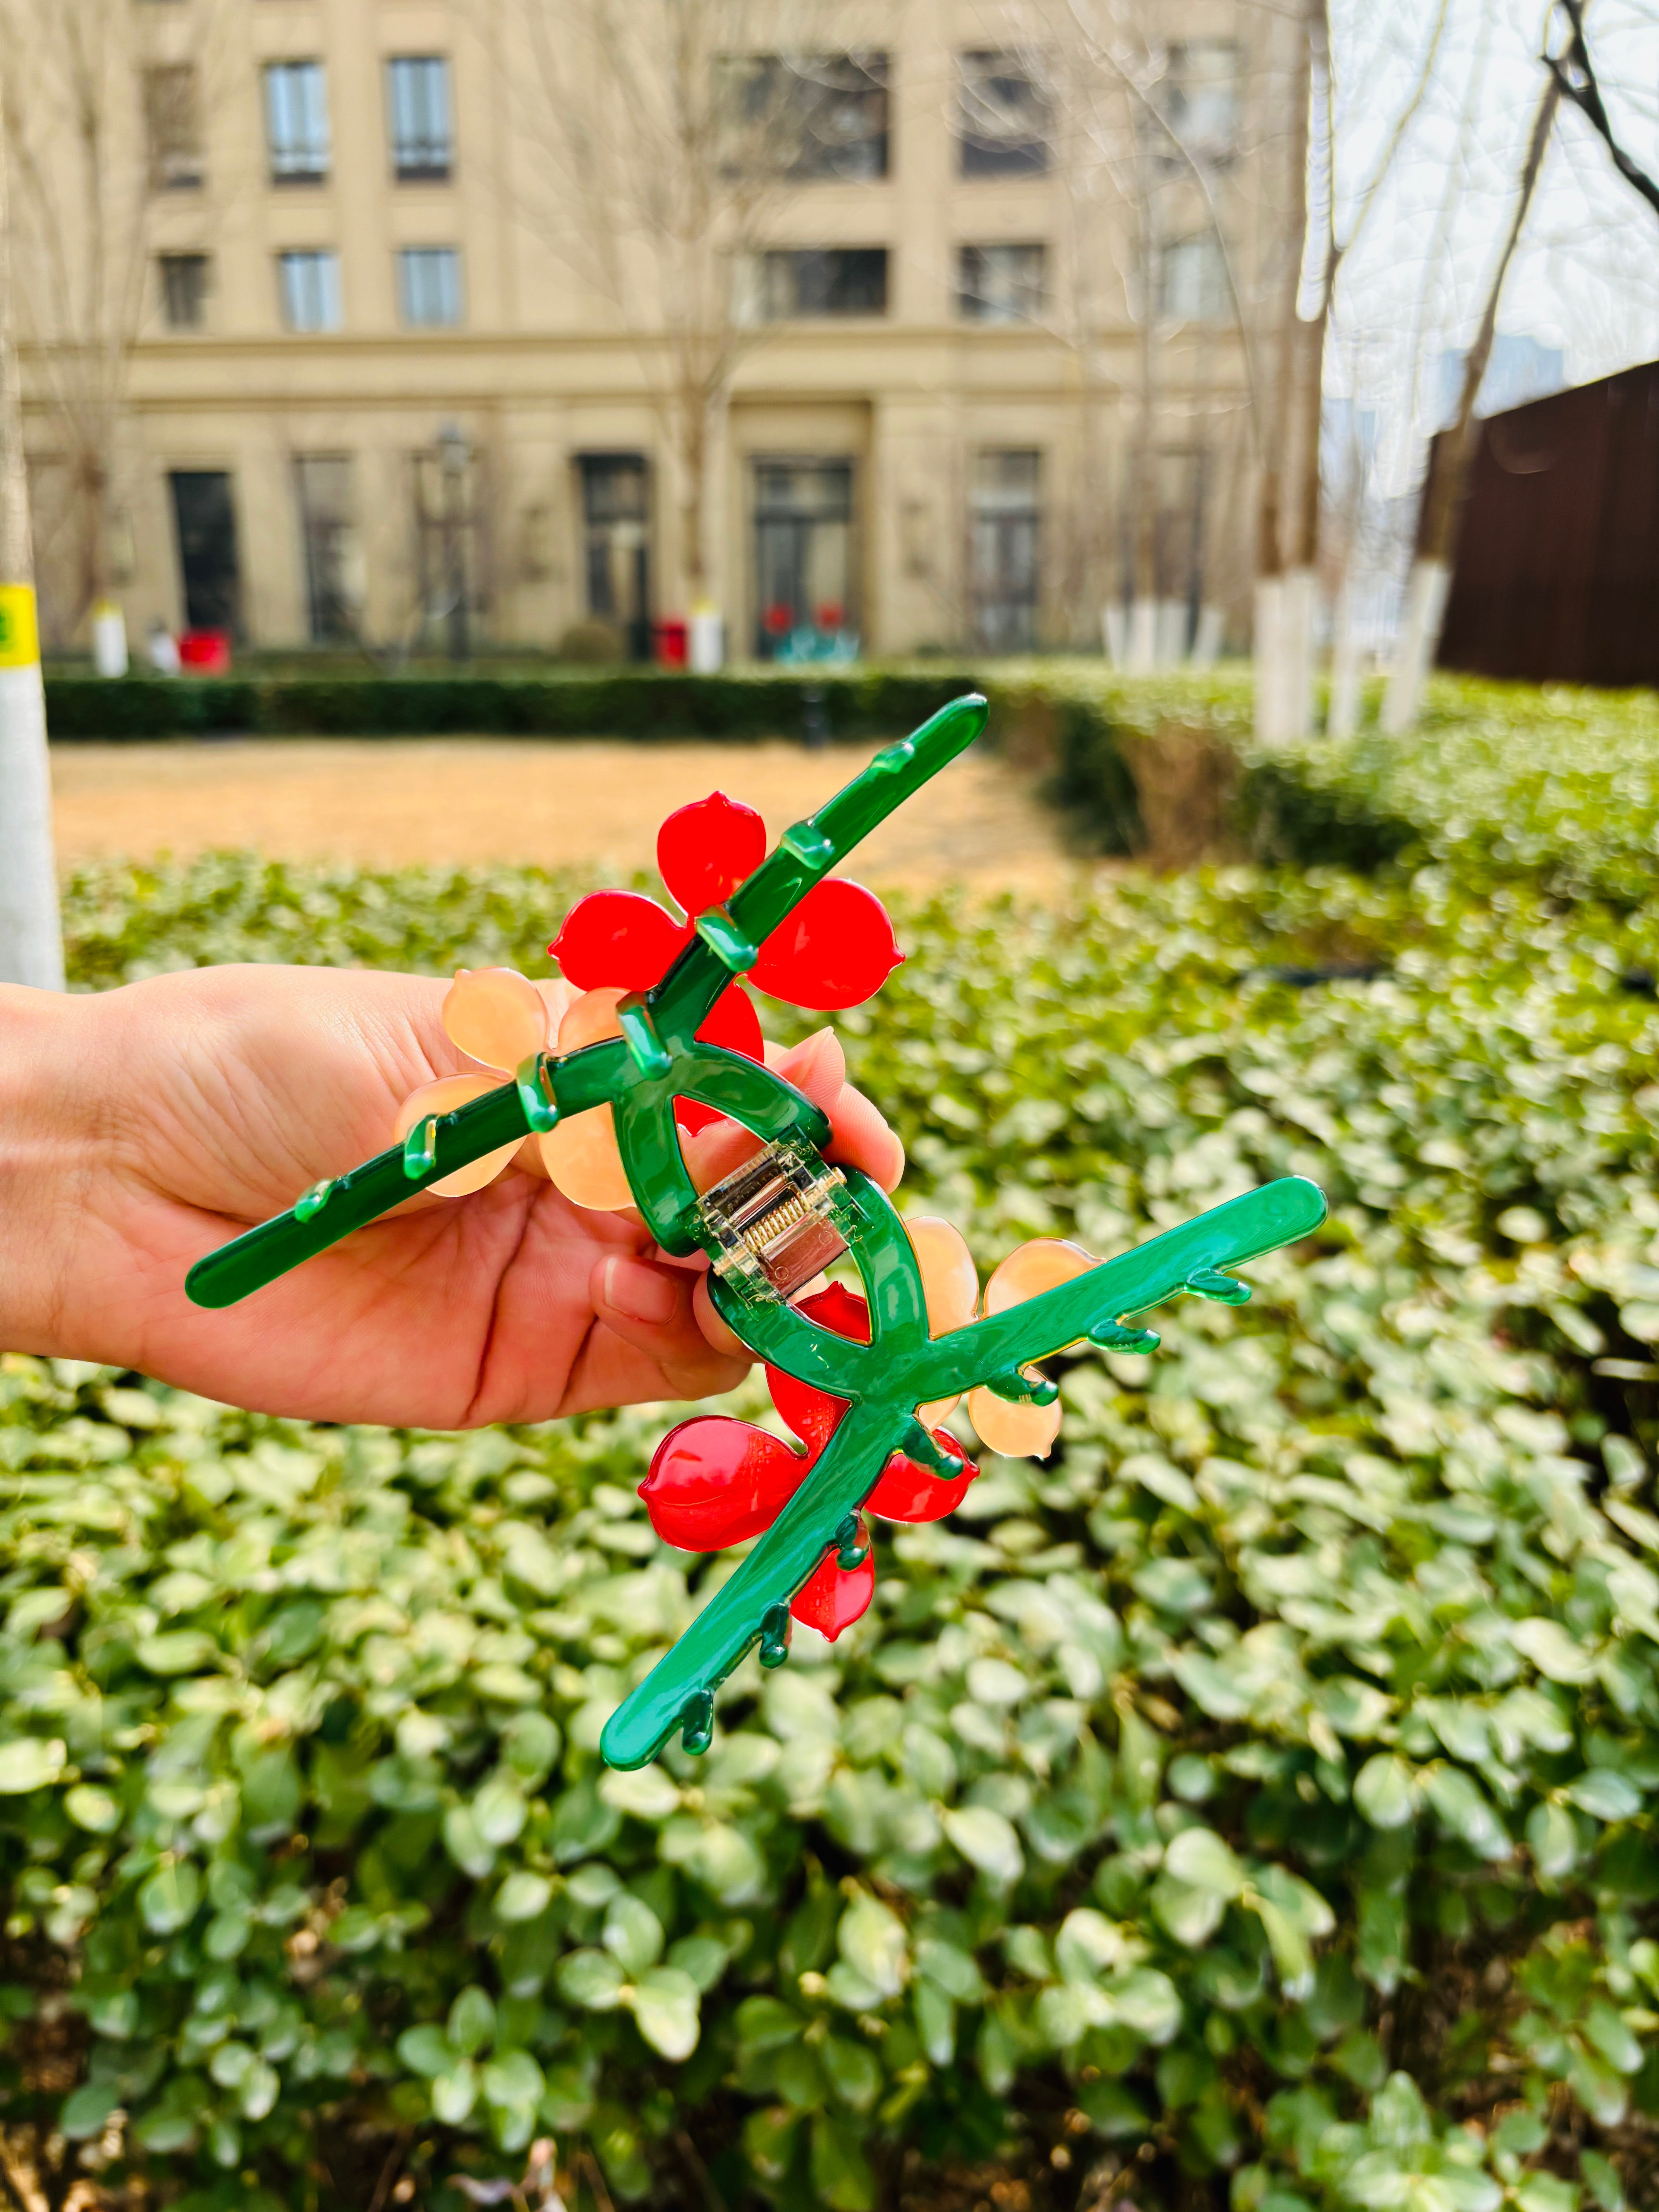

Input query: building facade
[16,0,1298,662]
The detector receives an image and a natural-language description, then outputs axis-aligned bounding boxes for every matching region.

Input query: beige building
[14,0,1300,663]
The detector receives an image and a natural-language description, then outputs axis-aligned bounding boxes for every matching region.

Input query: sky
[1326,0,1659,474]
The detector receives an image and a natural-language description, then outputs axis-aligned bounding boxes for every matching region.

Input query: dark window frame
[397,246,464,328]
[958,241,1046,325]
[755,246,888,321]
[723,51,890,180]
[387,54,455,182]
[159,252,211,330]
[1156,41,1241,165]
[752,454,858,656]
[957,50,1051,178]
[969,448,1041,652]
[577,452,653,661]
[277,249,343,333]
[144,63,203,192]
[294,453,360,644]
[265,59,331,186]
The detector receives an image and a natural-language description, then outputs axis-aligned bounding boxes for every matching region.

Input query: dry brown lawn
[50,736,1083,893]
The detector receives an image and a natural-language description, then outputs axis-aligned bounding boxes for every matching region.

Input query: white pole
[0,91,62,989]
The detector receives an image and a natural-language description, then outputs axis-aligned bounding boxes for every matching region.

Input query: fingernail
[601,1256,679,1326]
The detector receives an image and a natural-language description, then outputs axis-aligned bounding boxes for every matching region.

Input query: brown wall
[1439,361,1659,689]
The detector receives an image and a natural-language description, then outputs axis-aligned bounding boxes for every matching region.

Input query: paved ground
[50,737,1078,893]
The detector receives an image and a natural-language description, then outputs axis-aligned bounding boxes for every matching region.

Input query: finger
[825,1080,905,1192]
[682,1027,902,1197]
[769,1029,903,1187]
[590,1252,751,1400]
[693,1271,749,1360]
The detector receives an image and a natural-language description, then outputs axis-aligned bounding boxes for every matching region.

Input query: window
[265,61,330,184]
[159,254,210,330]
[753,459,854,656]
[957,51,1050,177]
[278,251,342,332]
[388,56,453,181]
[959,242,1044,325]
[747,247,887,321]
[970,450,1040,651]
[1159,42,1240,161]
[144,65,202,191]
[398,248,462,327]
[723,53,889,180]
[579,455,651,660]
[295,456,361,642]
[170,471,241,634]
[1157,234,1229,323]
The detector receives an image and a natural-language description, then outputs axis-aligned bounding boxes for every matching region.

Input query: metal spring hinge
[696,1133,860,1305]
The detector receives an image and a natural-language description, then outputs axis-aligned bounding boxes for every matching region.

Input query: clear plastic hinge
[697,1133,858,1305]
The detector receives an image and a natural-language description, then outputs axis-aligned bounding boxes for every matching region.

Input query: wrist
[0,985,95,1357]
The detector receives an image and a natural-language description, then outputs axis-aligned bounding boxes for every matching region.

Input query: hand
[0,967,904,1428]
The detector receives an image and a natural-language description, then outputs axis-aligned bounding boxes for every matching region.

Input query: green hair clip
[186,696,1326,1770]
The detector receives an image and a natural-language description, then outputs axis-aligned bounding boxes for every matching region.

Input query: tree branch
[1545,0,1659,225]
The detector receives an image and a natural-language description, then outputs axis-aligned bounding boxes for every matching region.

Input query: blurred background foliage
[8,721,1659,2210]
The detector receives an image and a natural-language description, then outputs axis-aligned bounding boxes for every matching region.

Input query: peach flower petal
[540,1105,635,1211]
[442,967,548,1073]
[543,991,635,1209]
[905,1214,979,1424]
[907,1216,981,1334]
[983,1237,1099,1316]
[966,1384,1062,1460]
[394,1074,520,1197]
[557,986,627,1052]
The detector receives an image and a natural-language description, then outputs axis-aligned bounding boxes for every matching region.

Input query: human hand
[0,967,903,1428]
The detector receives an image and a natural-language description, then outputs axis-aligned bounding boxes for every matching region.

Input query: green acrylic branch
[182,690,1329,1772]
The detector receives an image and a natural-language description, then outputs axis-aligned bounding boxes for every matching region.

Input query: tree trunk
[1328,567,1364,736]
[0,109,62,991]
[1127,146,1159,673]
[1383,71,1561,735]
[1254,2,1315,744]
[1281,0,1331,740]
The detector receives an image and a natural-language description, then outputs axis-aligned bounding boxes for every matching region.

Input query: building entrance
[578,454,651,661]
[753,458,854,656]
[169,471,242,633]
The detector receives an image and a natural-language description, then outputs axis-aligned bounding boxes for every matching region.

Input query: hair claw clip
[185,694,1327,1769]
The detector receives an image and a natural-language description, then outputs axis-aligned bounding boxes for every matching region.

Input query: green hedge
[1,856,1656,2210]
[1239,682,1659,905]
[41,670,984,744]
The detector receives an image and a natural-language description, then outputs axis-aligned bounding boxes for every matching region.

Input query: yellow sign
[0,585,39,669]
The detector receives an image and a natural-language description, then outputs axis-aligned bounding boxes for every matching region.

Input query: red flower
[548,791,902,1140]
[639,1282,978,1640]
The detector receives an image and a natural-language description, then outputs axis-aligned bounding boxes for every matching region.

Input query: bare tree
[1279,0,1454,739]
[0,100,62,990]
[0,0,232,658]
[1546,0,1659,225]
[982,0,1279,669]
[1252,0,1316,742]
[1383,61,1561,735]
[492,0,847,666]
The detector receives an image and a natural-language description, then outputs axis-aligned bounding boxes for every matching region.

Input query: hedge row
[3,854,1656,2212]
[41,670,984,744]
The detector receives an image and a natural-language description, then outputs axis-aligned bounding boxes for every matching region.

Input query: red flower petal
[677,984,766,1135]
[749,878,903,1011]
[767,1283,868,1454]
[657,792,768,919]
[866,1429,978,1523]
[790,1527,876,1641]
[639,1418,805,1551]
[550,892,690,992]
